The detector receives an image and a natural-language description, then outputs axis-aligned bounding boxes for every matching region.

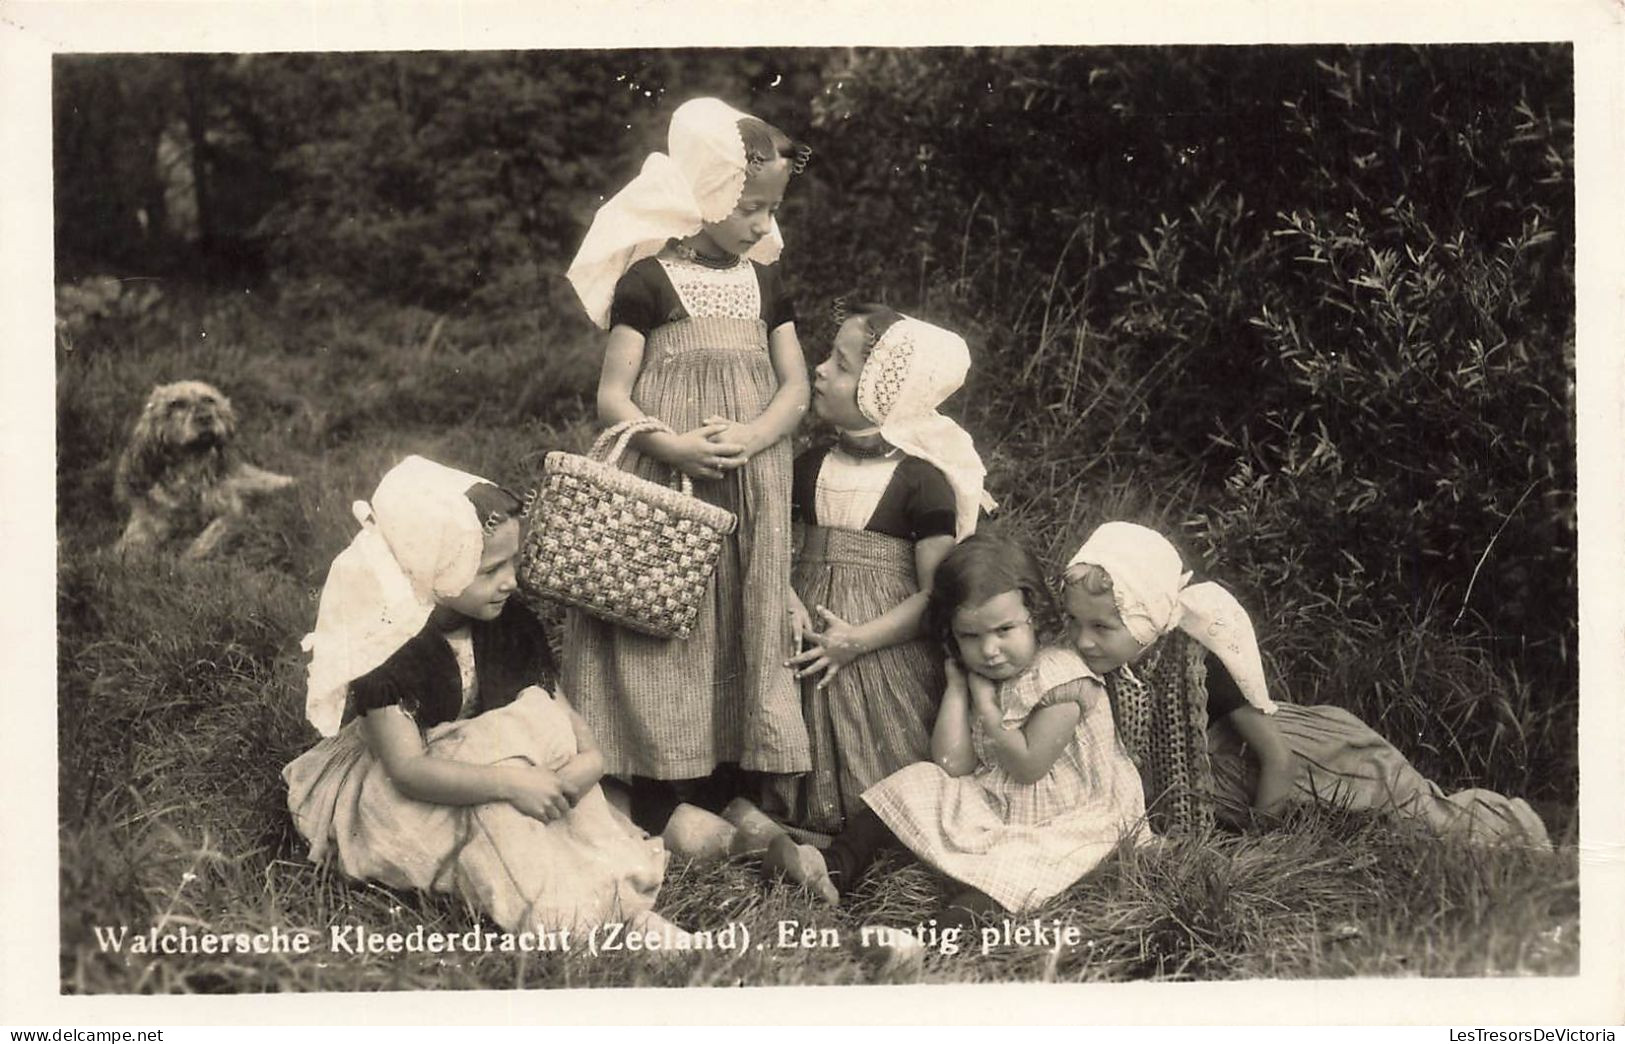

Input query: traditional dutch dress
[783,443,957,832]
[1107,632,1552,845]
[562,251,807,782]
[1070,521,1551,848]
[284,457,669,935]
[860,646,1150,914]
[285,605,667,932]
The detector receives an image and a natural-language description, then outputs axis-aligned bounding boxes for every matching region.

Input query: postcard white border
[3,0,1622,1026]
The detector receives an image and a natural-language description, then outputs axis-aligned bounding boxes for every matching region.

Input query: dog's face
[135,380,238,452]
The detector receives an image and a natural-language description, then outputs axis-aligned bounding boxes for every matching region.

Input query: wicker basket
[519,417,737,640]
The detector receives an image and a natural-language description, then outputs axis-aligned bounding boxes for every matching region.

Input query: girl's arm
[706,323,810,459]
[968,673,1084,785]
[1223,706,1296,813]
[553,697,605,804]
[597,325,744,480]
[787,533,956,689]
[931,661,979,777]
[361,706,572,822]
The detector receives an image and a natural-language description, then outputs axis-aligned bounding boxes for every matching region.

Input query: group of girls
[282,98,1550,947]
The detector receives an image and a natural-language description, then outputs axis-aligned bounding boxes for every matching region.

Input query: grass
[55,279,1579,993]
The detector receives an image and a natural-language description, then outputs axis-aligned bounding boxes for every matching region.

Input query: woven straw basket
[519,417,737,640]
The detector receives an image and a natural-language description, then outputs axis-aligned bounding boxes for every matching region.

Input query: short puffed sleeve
[754,261,798,331]
[348,630,461,727]
[1035,677,1096,712]
[901,458,956,540]
[862,456,956,540]
[606,259,671,335]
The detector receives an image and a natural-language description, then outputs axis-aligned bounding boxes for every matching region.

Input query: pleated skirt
[776,524,944,833]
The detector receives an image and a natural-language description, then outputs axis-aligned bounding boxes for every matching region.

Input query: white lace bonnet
[566,97,786,330]
[300,456,496,736]
[857,315,996,541]
[1065,521,1276,713]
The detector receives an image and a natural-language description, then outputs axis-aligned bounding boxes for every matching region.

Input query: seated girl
[764,535,1149,926]
[283,456,681,937]
[1063,521,1551,847]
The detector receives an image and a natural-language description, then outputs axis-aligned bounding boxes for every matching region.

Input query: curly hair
[464,481,525,536]
[738,116,811,176]
[1062,560,1115,597]
[926,534,1057,663]
[829,298,904,349]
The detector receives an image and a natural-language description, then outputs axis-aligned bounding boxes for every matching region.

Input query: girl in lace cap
[1063,521,1551,847]
[283,456,682,940]
[766,304,997,834]
[563,98,814,835]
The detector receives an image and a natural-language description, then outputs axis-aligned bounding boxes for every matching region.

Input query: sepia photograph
[5,0,1624,1027]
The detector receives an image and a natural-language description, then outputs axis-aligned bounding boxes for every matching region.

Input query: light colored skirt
[283,687,667,933]
[773,524,943,834]
[1207,702,1552,847]
[862,686,1149,914]
[563,317,807,779]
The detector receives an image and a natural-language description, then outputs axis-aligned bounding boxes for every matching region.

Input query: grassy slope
[55,288,1578,993]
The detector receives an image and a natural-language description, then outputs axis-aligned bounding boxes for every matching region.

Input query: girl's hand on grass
[785,606,866,691]
[665,421,745,480]
[507,768,572,824]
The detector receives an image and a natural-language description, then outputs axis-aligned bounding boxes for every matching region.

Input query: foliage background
[53,45,1577,991]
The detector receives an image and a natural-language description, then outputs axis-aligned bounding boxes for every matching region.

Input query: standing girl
[1063,521,1551,846]
[776,305,994,833]
[765,536,1148,923]
[283,456,676,936]
[564,98,812,833]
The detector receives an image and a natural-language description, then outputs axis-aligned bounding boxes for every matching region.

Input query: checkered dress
[862,647,1150,914]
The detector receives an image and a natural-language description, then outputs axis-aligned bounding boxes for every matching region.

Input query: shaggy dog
[114,380,295,559]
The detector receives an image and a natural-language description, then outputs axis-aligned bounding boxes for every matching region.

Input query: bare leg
[661,803,738,863]
[760,834,840,904]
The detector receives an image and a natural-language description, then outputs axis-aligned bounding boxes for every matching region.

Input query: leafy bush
[797,44,1575,701]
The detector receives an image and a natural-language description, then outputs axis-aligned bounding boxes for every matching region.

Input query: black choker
[671,241,741,270]
[836,434,898,460]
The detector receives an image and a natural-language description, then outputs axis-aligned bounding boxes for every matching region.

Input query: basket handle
[587,417,694,496]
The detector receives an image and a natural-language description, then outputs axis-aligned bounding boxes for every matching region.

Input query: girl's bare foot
[662,803,738,863]
[760,834,839,905]
[722,797,789,857]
